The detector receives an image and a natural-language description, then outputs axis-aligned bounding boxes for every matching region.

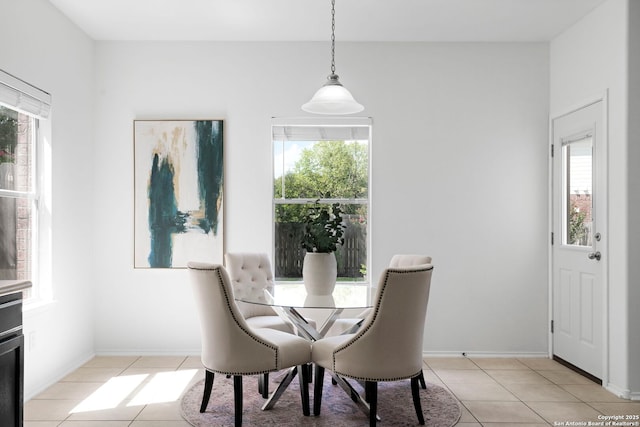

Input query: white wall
[92,41,550,356]
[627,0,640,400]
[550,0,639,398]
[2,0,554,399]
[0,0,95,398]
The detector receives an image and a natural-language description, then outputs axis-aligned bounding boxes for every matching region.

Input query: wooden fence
[274,220,367,279]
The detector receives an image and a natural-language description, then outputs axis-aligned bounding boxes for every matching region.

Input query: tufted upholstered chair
[388,254,432,268]
[330,254,432,340]
[311,263,434,426]
[225,253,294,334]
[187,262,312,426]
[225,252,317,397]
[387,254,432,389]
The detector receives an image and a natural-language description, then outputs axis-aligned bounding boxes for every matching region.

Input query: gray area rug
[181,370,461,426]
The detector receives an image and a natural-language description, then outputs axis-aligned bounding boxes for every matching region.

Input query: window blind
[272,117,371,142]
[0,69,51,120]
[272,125,369,142]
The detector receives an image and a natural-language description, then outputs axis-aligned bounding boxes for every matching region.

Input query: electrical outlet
[29,331,36,351]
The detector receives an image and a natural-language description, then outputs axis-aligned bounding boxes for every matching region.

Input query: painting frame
[134,119,224,269]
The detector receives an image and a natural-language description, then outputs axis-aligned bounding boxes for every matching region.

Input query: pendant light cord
[330,0,336,75]
[301,0,363,113]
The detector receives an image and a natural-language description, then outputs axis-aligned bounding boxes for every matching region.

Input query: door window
[563,135,593,247]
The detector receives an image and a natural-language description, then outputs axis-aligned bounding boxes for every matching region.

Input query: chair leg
[305,363,313,384]
[313,365,325,416]
[418,370,426,389]
[258,373,269,398]
[411,376,425,425]
[200,370,214,413]
[233,375,243,427]
[298,365,310,416]
[365,381,377,427]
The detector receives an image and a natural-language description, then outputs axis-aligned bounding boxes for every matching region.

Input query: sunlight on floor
[128,369,198,406]
[71,374,148,413]
[69,369,198,413]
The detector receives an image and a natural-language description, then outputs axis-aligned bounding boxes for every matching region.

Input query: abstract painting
[134,120,223,268]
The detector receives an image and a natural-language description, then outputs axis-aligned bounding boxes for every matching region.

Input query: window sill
[23,298,57,317]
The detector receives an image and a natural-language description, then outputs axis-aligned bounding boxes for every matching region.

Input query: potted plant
[301,200,345,295]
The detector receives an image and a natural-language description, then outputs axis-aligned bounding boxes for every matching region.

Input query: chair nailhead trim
[333,369,424,383]
[206,368,276,376]
[190,263,280,370]
[332,265,434,379]
[213,267,280,368]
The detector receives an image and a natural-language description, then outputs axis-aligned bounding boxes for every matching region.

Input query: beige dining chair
[388,254,432,268]
[332,254,433,332]
[225,253,294,333]
[311,263,434,426]
[187,262,312,426]
[387,254,432,389]
[225,252,315,397]
[329,254,432,358]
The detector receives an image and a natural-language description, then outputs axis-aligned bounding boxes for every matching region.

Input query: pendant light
[302,0,364,115]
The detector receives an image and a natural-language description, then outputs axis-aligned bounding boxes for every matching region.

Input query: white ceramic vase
[302,252,337,296]
[303,294,336,308]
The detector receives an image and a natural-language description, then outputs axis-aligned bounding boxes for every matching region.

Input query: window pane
[274,140,368,200]
[0,106,35,287]
[1,108,33,192]
[0,198,34,281]
[564,138,593,246]
[274,203,367,282]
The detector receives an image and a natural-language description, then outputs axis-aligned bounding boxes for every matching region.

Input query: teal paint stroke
[147,153,187,268]
[195,120,223,235]
[146,120,223,268]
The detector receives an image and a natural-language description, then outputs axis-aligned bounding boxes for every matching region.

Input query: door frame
[548,91,609,386]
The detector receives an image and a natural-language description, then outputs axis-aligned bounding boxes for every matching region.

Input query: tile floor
[24,356,640,426]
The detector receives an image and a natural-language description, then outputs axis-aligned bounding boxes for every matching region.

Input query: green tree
[569,200,587,245]
[275,140,368,222]
[0,107,18,160]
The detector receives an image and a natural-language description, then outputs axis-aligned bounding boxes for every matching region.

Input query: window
[0,70,50,299]
[272,118,371,283]
[562,134,593,246]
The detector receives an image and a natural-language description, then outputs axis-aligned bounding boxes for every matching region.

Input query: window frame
[0,108,39,298]
[0,69,51,302]
[271,117,372,285]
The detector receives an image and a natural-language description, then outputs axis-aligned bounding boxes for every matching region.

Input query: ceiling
[48,0,607,42]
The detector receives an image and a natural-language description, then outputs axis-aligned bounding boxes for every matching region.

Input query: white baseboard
[99,350,551,359]
[603,383,639,400]
[423,351,549,358]
[95,349,201,356]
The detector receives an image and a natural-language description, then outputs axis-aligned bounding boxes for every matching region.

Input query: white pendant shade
[302,74,364,115]
[302,0,364,115]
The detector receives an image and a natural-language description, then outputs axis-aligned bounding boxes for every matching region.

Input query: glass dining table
[235,283,375,415]
[237,283,373,341]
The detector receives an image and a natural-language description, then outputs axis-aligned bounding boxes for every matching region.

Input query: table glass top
[235,283,373,309]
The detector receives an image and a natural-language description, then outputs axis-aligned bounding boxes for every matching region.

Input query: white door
[551,100,606,379]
